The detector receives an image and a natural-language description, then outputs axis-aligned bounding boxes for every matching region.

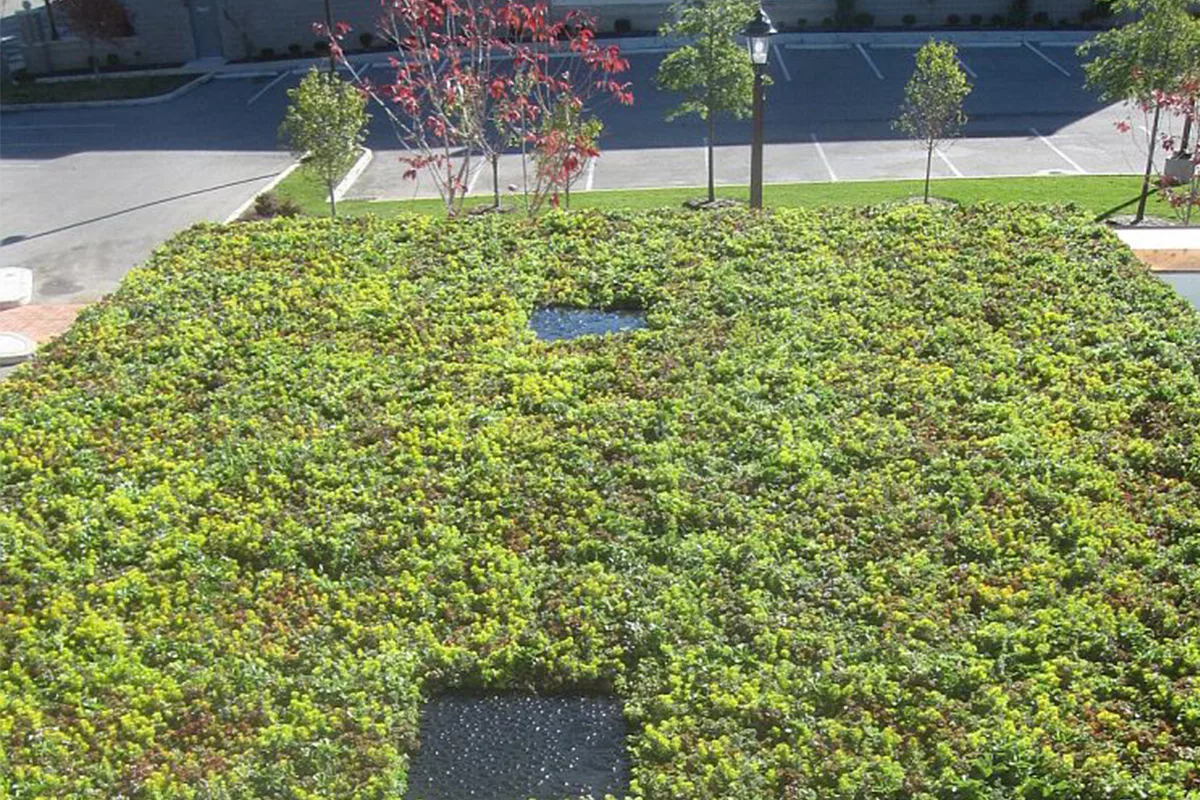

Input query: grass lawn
[0,74,196,105]
[3,206,1198,798]
[276,166,1178,220]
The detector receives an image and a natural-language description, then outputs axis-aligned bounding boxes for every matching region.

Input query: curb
[1114,228,1200,250]
[223,160,303,223]
[1,72,214,113]
[334,147,374,202]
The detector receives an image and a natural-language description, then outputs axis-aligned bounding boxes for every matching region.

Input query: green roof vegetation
[2,205,1198,798]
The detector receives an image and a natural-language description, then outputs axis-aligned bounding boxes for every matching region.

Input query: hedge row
[2,206,1198,798]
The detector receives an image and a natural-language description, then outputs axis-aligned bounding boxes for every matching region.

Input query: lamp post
[741,6,775,209]
[323,0,336,75]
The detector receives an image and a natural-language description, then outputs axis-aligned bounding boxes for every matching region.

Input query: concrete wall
[18,1,194,74]
[219,0,384,61]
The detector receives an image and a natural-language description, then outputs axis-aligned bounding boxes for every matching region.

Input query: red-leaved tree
[1115,78,1199,223]
[318,0,631,216]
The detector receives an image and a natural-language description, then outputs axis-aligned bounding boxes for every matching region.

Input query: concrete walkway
[1115,228,1200,272]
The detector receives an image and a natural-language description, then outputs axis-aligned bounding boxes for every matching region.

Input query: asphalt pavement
[346,42,1156,201]
[0,75,293,304]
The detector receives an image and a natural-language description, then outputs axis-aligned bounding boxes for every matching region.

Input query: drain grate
[404,694,630,800]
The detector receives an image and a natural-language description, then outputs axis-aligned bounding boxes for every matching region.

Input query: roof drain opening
[404,694,630,800]
[529,307,646,342]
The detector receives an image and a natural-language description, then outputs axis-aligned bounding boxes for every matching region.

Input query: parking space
[818,137,962,181]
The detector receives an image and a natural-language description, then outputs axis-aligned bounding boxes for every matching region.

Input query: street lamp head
[741,6,776,65]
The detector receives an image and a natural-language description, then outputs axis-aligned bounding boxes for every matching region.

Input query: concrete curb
[0,331,36,366]
[1,72,214,113]
[1114,228,1200,250]
[224,160,303,223]
[334,147,374,202]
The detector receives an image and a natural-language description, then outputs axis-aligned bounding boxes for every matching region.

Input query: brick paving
[1132,250,1200,272]
[0,304,87,345]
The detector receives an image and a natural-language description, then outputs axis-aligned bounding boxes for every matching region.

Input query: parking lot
[0,33,1194,311]
[342,39,1155,201]
[0,76,293,304]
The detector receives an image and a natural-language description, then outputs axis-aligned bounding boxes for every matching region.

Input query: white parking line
[1030,127,1087,173]
[773,44,791,82]
[1023,42,1071,77]
[585,157,597,191]
[936,149,964,177]
[0,163,41,169]
[956,55,977,79]
[811,133,838,182]
[467,159,485,194]
[855,44,885,80]
[247,72,290,106]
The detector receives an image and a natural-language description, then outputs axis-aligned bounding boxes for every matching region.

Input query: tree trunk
[492,154,500,208]
[924,140,934,203]
[89,40,99,81]
[1136,106,1161,223]
[706,115,715,204]
[1179,96,1195,154]
[46,1,60,40]
[328,180,337,218]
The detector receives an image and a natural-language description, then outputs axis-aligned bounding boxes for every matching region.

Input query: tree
[279,68,370,218]
[320,0,631,216]
[53,0,133,79]
[1115,81,1200,223]
[656,0,758,204]
[1078,0,1200,221]
[894,40,971,204]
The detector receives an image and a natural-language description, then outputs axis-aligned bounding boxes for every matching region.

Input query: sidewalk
[1114,228,1200,272]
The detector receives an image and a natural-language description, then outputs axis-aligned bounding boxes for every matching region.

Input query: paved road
[0,75,293,304]
[0,38,1195,313]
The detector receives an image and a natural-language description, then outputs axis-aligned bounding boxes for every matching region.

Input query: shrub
[947,13,961,24]
[104,52,120,67]
[835,0,856,26]
[614,17,632,33]
[1033,10,1050,24]
[991,13,1006,25]
[903,13,916,25]
[314,39,330,54]
[821,16,834,26]
[970,13,983,25]
[853,11,874,27]
[1009,0,1031,25]
[797,17,808,27]
[2,207,1198,799]
[359,31,375,49]
[260,46,275,59]
[288,42,303,56]
[252,191,301,219]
